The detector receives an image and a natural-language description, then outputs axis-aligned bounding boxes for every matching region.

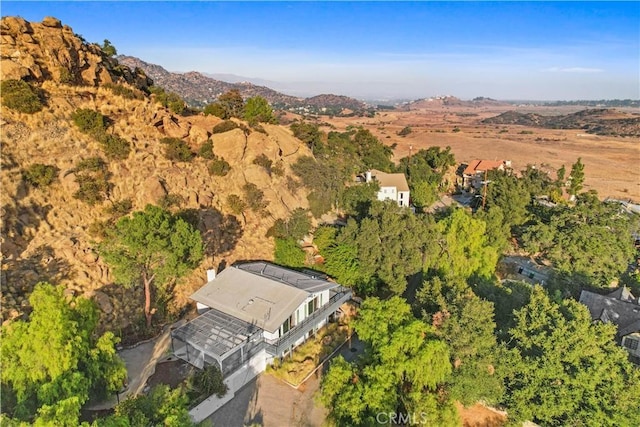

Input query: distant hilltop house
[457,159,512,191]
[579,287,640,363]
[361,169,410,207]
[171,262,352,420]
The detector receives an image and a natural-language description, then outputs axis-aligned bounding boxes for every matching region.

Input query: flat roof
[171,308,262,359]
[190,263,338,333]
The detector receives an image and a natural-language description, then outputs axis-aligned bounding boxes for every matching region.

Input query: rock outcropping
[0,17,312,332]
[1,16,150,88]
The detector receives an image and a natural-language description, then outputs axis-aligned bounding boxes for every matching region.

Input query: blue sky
[3,1,639,100]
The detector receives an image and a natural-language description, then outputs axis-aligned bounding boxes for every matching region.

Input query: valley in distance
[2,15,640,427]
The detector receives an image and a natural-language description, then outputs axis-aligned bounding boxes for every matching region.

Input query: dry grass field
[324,105,640,201]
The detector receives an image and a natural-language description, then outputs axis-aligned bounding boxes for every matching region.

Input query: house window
[282,317,290,335]
[399,193,403,199]
[624,338,639,350]
[308,296,318,315]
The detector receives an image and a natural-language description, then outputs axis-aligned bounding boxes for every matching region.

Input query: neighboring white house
[579,287,640,363]
[171,262,352,377]
[365,169,410,207]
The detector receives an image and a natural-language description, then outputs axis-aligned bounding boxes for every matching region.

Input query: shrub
[24,163,58,188]
[99,134,131,160]
[198,140,214,159]
[243,183,268,212]
[208,157,231,176]
[272,162,285,177]
[286,176,302,193]
[160,137,193,162]
[519,130,534,134]
[1,79,43,113]
[253,154,273,175]
[58,67,75,85]
[452,127,461,133]
[397,126,412,136]
[159,193,184,210]
[203,103,227,119]
[149,86,185,115]
[76,156,107,172]
[226,194,246,215]
[74,174,109,205]
[212,120,239,134]
[72,108,106,136]
[104,83,141,100]
[186,364,228,402]
[105,198,133,217]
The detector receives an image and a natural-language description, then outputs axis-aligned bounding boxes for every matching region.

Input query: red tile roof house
[579,287,640,364]
[458,159,512,191]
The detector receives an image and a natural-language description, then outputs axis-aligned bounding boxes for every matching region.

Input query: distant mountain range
[399,95,512,110]
[483,109,640,137]
[117,56,370,116]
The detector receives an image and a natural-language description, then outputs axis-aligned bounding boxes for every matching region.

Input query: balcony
[264,286,352,356]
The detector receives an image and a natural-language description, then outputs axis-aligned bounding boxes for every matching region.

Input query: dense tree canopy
[502,286,640,426]
[521,192,637,288]
[1,283,126,425]
[99,205,203,327]
[320,297,460,426]
[426,208,499,281]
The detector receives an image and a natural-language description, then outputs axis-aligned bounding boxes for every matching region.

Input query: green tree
[410,180,438,210]
[267,208,311,241]
[1,283,126,424]
[568,157,585,196]
[521,192,637,289]
[483,169,530,229]
[274,238,305,268]
[218,89,244,118]
[101,39,117,57]
[427,208,498,281]
[320,297,460,426]
[0,79,43,114]
[417,279,504,406]
[98,385,195,427]
[203,102,227,119]
[99,205,203,327]
[244,96,275,125]
[502,286,640,426]
[290,121,323,154]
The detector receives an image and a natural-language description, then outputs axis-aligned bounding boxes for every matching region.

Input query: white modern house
[171,262,352,378]
[365,169,410,207]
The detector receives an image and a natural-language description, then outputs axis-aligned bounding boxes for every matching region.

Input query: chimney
[365,170,372,183]
[206,269,216,282]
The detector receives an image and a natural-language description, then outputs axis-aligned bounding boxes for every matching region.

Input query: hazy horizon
[3,1,639,101]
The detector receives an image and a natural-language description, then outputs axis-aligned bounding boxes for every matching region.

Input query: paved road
[85,324,175,410]
[209,335,364,427]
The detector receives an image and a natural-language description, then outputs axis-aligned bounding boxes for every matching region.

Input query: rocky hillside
[118,55,302,107]
[1,17,312,332]
[118,55,371,116]
[482,109,640,137]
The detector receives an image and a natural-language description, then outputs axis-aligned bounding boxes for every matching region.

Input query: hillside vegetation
[0,16,312,333]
